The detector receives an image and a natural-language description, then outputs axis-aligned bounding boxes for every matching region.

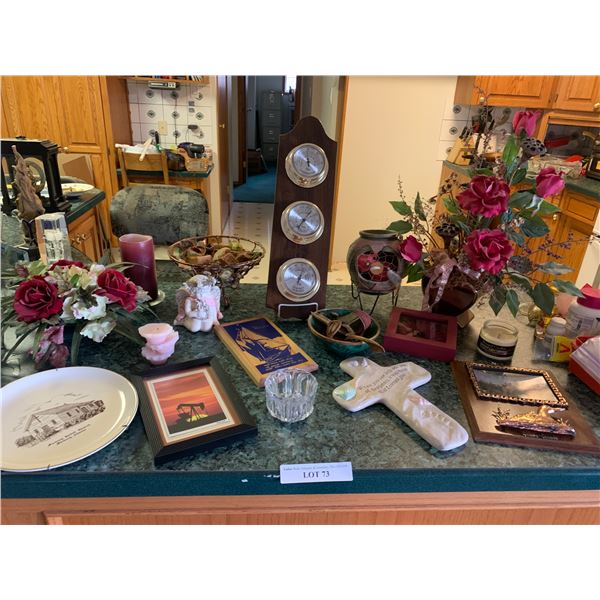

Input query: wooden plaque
[266,116,338,319]
[214,316,318,387]
[452,361,600,455]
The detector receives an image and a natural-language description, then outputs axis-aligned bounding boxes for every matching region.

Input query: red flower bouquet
[388,109,584,317]
[2,259,154,370]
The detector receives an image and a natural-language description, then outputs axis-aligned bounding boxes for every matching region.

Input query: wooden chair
[117,147,170,186]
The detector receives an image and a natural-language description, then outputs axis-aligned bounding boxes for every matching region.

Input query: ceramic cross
[332,357,469,451]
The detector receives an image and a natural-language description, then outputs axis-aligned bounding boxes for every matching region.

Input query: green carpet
[234,168,276,203]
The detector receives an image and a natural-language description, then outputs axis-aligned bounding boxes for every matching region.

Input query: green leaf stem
[551,280,584,298]
[532,283,555,315]
[506,289,520,317]
[387,220,412,234]
[414,193,427,221]
[489,285,507,315]
[521,215,549,238]
[390,201,412,216]
[538,262,574,275]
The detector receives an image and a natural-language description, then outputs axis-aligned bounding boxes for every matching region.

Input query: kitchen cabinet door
[68,208,102,262]
[50,77,108,154]
[553,215,593,284]
[51,76,120,238]
[455,76,556,109]
[554,76,600,113]
[1,77,62,143]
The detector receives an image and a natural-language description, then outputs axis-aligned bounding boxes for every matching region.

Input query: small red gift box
[569,356,600,395]
[383,307,458,362]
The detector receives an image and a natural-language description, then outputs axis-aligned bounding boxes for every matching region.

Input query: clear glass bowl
[264,368,318,423]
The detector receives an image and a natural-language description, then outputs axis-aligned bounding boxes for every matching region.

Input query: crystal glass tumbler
[264,368,318,423]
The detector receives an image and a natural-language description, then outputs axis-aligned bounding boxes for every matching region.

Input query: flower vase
[421,273,478,326]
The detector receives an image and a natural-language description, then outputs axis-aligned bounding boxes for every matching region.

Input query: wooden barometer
[266,116,338,319]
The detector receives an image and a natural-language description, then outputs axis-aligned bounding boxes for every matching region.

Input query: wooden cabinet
[554,215,594,283]
[455,76,600,115]
[2,490,599,524]
[552,190,598,283]
[455,76,556,108]
[554,76,600,113]
[68,208,103,262]
[1,76,132,246]
[1,78,62,143]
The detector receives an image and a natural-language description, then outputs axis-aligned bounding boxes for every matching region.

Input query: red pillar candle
[118,234,158,299]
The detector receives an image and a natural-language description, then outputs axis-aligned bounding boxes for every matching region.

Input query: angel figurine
[174,274,222,333]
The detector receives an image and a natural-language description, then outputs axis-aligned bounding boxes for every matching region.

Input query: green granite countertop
[443,160,600,201]
[2,262,599,499]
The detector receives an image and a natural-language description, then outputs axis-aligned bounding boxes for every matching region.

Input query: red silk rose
[13,276,63,323]
[48,259,86,271]
[456,175,510,218]
[96,268,138,312]
[464,229,513,275]
[535,167,565,198]
[512,110,540,137]
[399,235,423,262]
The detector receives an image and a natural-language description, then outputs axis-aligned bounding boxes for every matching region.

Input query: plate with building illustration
[1,367,138,472]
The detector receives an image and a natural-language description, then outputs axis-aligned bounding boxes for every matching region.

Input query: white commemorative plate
[1,367,138,472]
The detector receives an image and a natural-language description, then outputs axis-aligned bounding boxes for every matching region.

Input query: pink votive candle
[119,234,158,299]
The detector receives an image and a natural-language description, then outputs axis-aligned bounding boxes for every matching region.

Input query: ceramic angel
[174,274,222,333]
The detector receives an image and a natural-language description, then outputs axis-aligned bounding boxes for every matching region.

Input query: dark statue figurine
[11,144,45,245]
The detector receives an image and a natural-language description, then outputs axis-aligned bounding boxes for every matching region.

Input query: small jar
[477,319,518,361]
[564,285,600,338]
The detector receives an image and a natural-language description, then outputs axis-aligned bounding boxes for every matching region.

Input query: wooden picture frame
[383,308,457,361]
[452,361,600,455]
[131,357,257,464]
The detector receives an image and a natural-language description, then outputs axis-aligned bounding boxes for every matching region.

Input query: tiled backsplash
[127,80,215,149]
[437,101,525,161]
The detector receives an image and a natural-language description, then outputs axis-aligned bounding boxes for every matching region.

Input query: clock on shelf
[266,116,338,320]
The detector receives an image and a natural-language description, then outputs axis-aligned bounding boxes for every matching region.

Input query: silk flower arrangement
[387,110,583,317]
[2,259,155,370]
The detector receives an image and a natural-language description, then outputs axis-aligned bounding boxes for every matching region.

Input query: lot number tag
[279,461,353,484]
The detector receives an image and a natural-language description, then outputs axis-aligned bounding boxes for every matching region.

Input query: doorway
[232,76,294,204]
[223,76,347,283]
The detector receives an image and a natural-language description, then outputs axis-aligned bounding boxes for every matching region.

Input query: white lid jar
[546,316,567,337]
[477,319,518,361]
[565,284,600,338]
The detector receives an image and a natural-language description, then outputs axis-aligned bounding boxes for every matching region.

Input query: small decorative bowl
[307,308,382,357]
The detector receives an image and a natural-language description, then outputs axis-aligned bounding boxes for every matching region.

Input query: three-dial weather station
[266,116,338,320]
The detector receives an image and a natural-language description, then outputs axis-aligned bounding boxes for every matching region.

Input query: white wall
[310,76,341,141]
[331,76,458,264]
